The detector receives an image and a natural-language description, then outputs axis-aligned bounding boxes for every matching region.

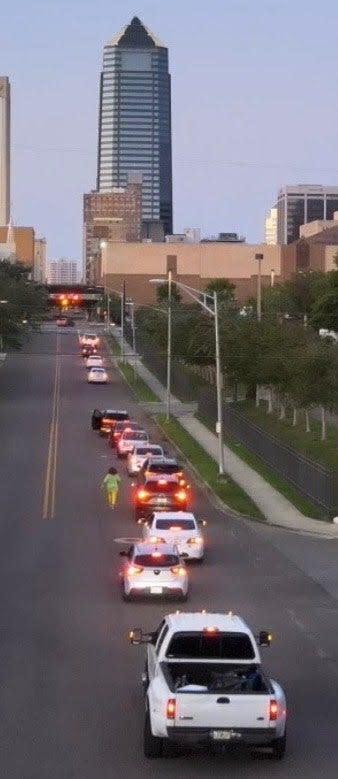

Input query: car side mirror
[119,550,128,557]
[198,520,207,527]
[129,628,142,645]
[258,630,273,646]
[137,517,147,525]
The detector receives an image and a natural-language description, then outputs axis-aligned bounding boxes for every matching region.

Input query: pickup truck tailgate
[175,694,270,729]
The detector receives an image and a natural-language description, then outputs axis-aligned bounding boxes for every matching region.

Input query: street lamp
[255,253,264,321]
[149,276,225,476]
[0,300,8,352]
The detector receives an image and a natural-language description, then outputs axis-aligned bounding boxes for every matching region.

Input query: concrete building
[0,77,10,226]
[264,207,278,245]
[47,259,78,285]
[299,211,338,238]
[277,185,338,244]
[96,16,173,235]
[33,238,47,282]
[83,176,143,283]
[281,225,338,278]
[184,227,201,243]
[0,225,34,265]
[101,240,281,305]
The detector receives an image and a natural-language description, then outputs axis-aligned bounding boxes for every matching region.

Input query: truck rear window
[166,632,255,660]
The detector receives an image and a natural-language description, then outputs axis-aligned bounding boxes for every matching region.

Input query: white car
[80,333,100,347]
[86,354,103,370]
[127,444,164,476]
[119,542,188,601]
[87,367,108,384]
[143,511,206,561]
[117,429,149,458]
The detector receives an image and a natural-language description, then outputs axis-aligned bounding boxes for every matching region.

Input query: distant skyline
[2,0,338,260]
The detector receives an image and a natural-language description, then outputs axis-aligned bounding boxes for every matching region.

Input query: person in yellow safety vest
[101,467,121,509]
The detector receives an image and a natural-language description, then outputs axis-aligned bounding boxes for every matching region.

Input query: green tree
[204,278,236,306]
[310,288,338,332]
[0,262,47,350]
[156,282,181,305]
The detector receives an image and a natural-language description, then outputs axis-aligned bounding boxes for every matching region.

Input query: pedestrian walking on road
[101,466,121,509]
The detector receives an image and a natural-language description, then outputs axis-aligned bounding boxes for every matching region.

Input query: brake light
[179,479,186,486]
[151,552,163,559]
[127,565,143,576]
[203,626,219,634]
[169,526,182,531]
[113,431,120,438]
[175,490,187,502]
[158,478,167,485]
[166,698,176,720]
[170,566,186,576]
[269,700,278,721]
[137,489,149,501]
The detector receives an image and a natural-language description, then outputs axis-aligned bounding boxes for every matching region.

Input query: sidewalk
[110,328,338,538]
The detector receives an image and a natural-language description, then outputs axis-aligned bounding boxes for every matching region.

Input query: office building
[33,238,47,282]
[277,185,338,244]
[47,259,78,285]
[0,225,34,265]
[96,16,173,235]
[83,176,142,283]
[0,77,10,226]
[264,207,278,245]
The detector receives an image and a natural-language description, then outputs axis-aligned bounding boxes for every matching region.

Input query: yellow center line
[42,334,61,519]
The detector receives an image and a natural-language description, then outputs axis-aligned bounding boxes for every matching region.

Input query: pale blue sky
[3,0,338,261]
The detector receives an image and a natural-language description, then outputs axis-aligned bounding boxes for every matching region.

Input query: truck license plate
[213,730,240,741]
[150,586,163,594]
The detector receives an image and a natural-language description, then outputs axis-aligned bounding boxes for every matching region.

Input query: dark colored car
[108,420,143,448]
[91,408,130,433]
[66,318,75,327]
[137,457,189,488]
[133,475,188,521]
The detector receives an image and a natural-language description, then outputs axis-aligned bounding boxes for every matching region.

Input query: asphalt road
[1,329,338,778]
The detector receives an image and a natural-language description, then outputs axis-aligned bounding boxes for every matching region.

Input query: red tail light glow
[166,698,176,719]
[175,490,187,502]
[137,489,149,501]
[151,552,163,559]
[127,565,143,576]
[158,478,167,485]
[269,700,278,721]
[203,626,219,634]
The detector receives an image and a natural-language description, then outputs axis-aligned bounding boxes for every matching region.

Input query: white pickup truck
[129,611,286,760]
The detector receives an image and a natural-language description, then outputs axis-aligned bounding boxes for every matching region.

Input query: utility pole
[166,270,172,421]
[121,280,126,362]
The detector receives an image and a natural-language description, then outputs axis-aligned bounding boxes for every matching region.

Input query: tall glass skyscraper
[97,17,173,235]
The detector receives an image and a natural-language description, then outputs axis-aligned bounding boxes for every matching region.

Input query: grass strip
[106,333,121,355]
[156,414,264,520]
[118,360,160,402]
[197,412,324,520]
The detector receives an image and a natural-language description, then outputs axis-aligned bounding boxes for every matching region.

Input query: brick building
[83,179,142,284]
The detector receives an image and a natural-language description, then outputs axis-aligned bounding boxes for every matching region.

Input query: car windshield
[148,464,181,475]
[136,447,162,456]
[123,431,148,441]
[164,663,268,694]
[105,412,129,421]
[166,632,255,660]
[155,519,196,530]
[145,480,180,494]
[134,553,179,567]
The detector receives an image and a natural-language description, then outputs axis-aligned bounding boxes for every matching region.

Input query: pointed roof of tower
[108,17,166,49]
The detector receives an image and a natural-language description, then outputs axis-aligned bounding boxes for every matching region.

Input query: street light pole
[166,270,172,421]
[255,253,263,321]
[214,291,225,475]
[121,280,126,363]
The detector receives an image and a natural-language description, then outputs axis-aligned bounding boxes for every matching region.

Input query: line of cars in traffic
[91,406,206,602]
[79,332,109,383]
[84,334,287,762]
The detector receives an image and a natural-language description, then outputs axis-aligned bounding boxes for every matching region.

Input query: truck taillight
[269,699,278,721]
[166,698,176,720]
[127,565,143,575]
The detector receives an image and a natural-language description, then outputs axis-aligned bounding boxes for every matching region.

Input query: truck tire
[144,711,163,758]
[270,731,286,760]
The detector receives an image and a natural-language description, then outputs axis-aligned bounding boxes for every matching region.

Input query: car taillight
[149,536,165,543]
[127,565,143,576]
[137,489,149,501]
[170,566,186,576]
[187,537,203,545]
[175,490,187,502]
[158,478,167,485]
[166,698,176,720]
[269,700,278,721]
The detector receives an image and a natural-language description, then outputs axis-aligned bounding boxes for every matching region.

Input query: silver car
[119,542,188,601]
[127,444,164,476]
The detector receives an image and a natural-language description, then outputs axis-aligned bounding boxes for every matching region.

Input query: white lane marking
[113,537,142,544]
[317,647,329,659]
